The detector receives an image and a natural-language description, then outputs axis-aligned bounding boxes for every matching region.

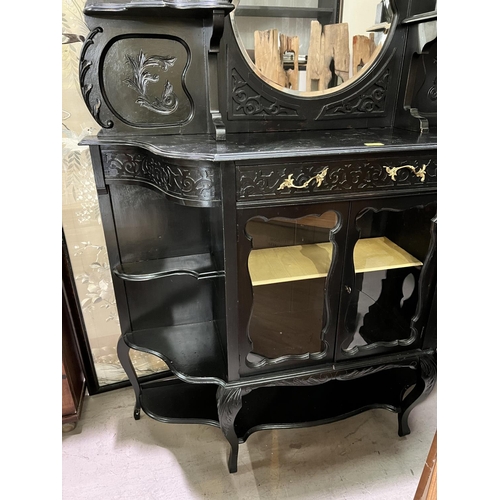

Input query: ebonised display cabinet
[79,0,437,473]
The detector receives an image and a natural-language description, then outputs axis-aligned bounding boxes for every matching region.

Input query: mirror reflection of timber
[230,0,394,96]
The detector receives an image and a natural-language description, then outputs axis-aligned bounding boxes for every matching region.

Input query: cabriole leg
[117,336,142,420]
[216,386,251,473]
[398,352,437,436]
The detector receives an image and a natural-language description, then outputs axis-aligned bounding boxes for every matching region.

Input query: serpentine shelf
[140,378,220,426]
[234,365,417,441]
[124,321,227,383]
[113,253,225,281]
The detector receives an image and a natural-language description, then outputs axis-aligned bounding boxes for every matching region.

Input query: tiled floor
[62,384,436,499]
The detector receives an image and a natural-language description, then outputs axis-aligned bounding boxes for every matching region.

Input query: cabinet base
[122,350,436,473]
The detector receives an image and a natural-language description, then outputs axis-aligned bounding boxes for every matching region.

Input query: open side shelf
[124,321,227,382]
[113,252,225,282]
[235,366,417,442]
[140,378,220,426]
[248,236,422,286]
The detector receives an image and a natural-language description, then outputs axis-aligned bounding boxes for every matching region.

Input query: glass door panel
[339,201,436,358]
[244,211,340,366]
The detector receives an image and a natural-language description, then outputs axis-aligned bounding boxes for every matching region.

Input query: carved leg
[117,336,142,420]
[216,386,251,473]
[398,352,437,436]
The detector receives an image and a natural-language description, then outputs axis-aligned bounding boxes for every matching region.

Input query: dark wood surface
[77,0,438,472]
[81,128,437,161]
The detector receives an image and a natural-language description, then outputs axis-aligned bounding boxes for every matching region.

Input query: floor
[62,384,436,500]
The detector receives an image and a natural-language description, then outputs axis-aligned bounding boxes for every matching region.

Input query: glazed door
[335,195,437,362]
[236,202,348,376]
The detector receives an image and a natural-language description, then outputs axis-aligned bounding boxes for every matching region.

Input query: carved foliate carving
[123,50,179,115]
[237,159,437,200]
[102,149,221,206]
[79,27,114,129]
[317,68,390,119]
[231,69,300,118]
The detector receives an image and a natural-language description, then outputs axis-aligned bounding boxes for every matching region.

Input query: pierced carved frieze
[317,68,390,119]
[230,69,300,119]
[236,158,437,201]
[102,149,221,206]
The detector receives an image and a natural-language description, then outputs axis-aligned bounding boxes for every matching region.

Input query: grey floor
[62,384,436,500]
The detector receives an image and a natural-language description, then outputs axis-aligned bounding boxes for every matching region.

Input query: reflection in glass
[245,212,340,365]
[342,203,436,354]
[231,0,393,95]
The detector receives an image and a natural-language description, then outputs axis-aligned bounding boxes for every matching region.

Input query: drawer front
[236,156,437,202]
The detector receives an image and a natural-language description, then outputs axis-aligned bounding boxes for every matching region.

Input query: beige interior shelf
[248,236,423,286]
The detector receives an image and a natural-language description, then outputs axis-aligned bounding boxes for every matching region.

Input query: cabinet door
[236,202,349,375]
[335,195,437,361]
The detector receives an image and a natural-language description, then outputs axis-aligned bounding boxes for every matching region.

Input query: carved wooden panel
[236,157,437,201]
[101,147,221,207]
[102,36,194,127]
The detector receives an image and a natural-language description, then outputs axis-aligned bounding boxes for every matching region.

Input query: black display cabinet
[79,0,437,473]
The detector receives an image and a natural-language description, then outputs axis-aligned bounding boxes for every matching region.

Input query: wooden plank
[328,23,350,85]
[307,22,350,91]
[280,33,299,90]
[352,33,375,76]
[306,20,323,91]
[254,29,288,88]
[248,237,423,286]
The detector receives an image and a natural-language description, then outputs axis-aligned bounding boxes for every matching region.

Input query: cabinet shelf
[248,237,422,286]
[140,378,219,426]
[113,252,224,282]
[124,321,226,382]
[235,365,416,441]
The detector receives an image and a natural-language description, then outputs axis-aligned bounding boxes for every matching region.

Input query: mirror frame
[229,0,396,99]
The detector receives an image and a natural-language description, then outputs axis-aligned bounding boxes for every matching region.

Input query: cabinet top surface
[81,128,437,162]
[83,0,234,13]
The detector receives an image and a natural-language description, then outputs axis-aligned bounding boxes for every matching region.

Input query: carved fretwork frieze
[102,148,221,206]
[79,27,114,129]
[230,69,300,119]
[317,68,390,119]
[236,158,437,200]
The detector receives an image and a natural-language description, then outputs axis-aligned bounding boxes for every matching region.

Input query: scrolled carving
[231,69,300,118]
[102,149,221,206]
[79,27,113,129]
[237,159,437,200]
[318,68,390,119]
[124,50,179,115]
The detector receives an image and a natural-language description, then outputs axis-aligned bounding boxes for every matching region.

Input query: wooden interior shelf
[124,321,226,382]
[248,237,422,286]
[113,253,224,282]
[140,378,219,426]
[234,366,417,441]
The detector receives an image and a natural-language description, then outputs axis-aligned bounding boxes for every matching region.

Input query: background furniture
[63,235,86,431]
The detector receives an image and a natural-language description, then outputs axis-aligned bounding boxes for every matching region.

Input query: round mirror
[230,0,394,96]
